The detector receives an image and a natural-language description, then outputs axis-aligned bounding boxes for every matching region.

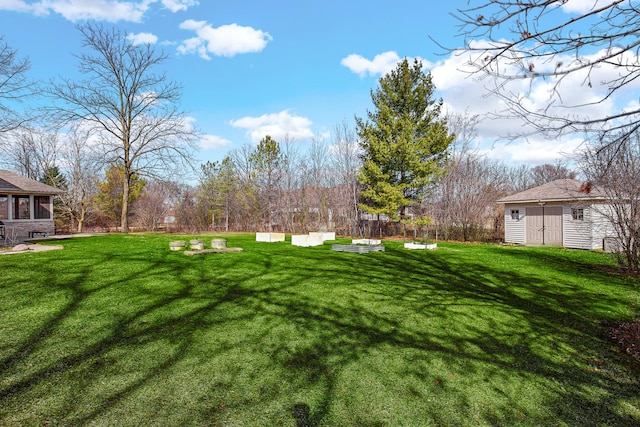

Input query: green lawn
[0,234,638,426]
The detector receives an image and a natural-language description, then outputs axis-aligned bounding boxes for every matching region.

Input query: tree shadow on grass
[0,235,638,425]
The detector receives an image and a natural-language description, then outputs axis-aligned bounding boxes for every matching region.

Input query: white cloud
[230,110,314,143]
[127,32,158,45]
[199,134,232,150]
[160,0,197,13]
[480,137,584,165]
[341,51,401,77]
[0,0,33,13]
[341,51,432,78]
[426,38,640,167]
[177,20,272,59]
[560,0,609,14]
[0,0,197,22]
[46,0,148,22]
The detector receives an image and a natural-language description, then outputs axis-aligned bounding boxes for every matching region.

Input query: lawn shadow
[0,235,638,425]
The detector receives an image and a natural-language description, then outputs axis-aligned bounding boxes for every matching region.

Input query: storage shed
[497,179,616,250]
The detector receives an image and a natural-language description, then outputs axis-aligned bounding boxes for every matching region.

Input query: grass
[0,233,639,426]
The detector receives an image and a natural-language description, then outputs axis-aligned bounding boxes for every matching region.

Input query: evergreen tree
[356,58,454,220]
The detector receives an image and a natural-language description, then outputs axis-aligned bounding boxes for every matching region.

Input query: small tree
[356,58,454,222]
[134,181,175,231]
[94,165,145,229]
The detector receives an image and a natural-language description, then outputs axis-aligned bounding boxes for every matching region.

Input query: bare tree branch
[446,1,640,146]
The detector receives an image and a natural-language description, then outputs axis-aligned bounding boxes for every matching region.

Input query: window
[13,195,30,219]
[34,196,51,219]
[0,195,7,219]
[572,208,584,221]
[510,209,520,220]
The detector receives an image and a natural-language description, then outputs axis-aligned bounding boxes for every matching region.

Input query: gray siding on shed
[562,204,592,250]
[498,179,617,250]
[590,203,619,250]
[504,205,526,244]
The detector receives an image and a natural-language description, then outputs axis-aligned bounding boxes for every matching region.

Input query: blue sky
[0,0,616,169]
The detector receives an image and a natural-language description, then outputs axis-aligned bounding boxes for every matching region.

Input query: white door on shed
[526,206,563,246]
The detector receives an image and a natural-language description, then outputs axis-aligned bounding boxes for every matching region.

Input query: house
[497,179,616,250]
[0,170,64,240]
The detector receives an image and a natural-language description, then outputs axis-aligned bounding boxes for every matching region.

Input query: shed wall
[562,204,593,250]
[504,204,525,244]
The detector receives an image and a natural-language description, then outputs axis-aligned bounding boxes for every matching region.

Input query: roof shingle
[0,170,64,195]
[497,179,608,204]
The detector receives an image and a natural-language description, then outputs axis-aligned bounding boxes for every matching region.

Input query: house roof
[497,179,609,204]
[0,170,64,195]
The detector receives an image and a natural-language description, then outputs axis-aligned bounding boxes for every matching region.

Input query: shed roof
[0,170,64,195]
[497,179,608,204]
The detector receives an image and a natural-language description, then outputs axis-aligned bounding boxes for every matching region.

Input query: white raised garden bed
[404,242,437,250]
[291,234,324,247]
[256,232,285,242]
[352,238,381,245]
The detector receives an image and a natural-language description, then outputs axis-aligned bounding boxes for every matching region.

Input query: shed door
[526,206,563,246]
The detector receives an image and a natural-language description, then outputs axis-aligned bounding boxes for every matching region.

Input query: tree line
[0,34,576,242]
[1,10,638,271]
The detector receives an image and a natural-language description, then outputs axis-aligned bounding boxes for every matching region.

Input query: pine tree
[356,58,454,220]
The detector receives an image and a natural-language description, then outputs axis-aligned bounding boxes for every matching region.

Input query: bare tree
[579,130,640,273]
[0,36,32,134]
[430,110,508,241]
[133,181,173,231]
[0,126,59,179]
[58,125,102,233]
[531,161,577,187]
[46,23,197,233]
[279,136,304,232]
[329,120,362,235]
[307,136,331,230]
[452,1,640,148]
[250,135,282,231]
[230,144,261,231]
[446,108,481,154]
